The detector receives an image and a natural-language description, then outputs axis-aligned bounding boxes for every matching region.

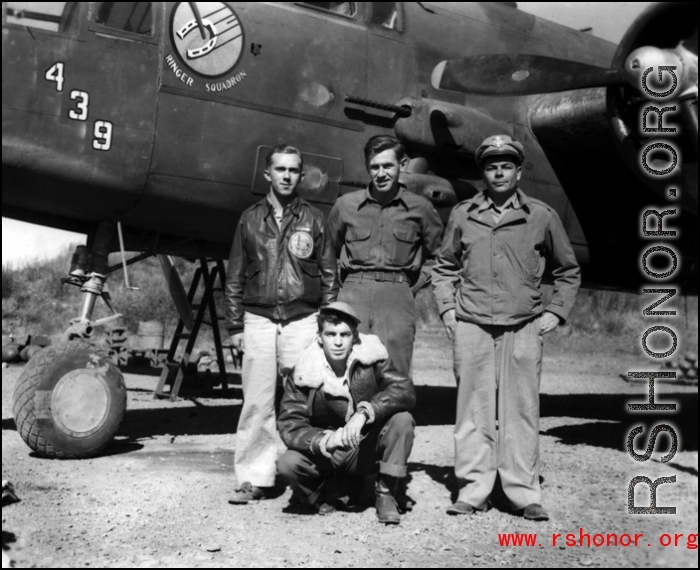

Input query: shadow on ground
[5,385,695,455]
[116,401,242,440]
[2,530,16,551]
[106,387,700,451]
[413,386,698,452]
[408,464,548,511]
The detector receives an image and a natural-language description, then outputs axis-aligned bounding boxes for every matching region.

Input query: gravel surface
[2,326,697,568]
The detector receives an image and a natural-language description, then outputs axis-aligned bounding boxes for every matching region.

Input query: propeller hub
[624,46,683,92]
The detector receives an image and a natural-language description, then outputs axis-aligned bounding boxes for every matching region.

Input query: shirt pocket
[506,237,541,284]
[390,226,419,266]
[345,227,372,263]
[517,248,542,283]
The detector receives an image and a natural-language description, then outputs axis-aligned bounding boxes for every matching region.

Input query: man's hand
[325,428,348,453]
[539,312,561,335]
[441,309,457,341]
[340,412,367,449]
[230,333,244,360]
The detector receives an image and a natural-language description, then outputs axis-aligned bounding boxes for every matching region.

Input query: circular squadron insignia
[171,2,245,78]
[289,232,314,259]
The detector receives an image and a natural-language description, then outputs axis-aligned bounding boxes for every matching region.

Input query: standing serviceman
[432,135,581,521]
[225,144,338,504]
[326,135,444,375]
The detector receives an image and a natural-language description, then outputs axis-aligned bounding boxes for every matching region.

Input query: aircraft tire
[12,340,127,459]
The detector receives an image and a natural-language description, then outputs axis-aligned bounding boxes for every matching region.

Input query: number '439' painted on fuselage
[45,62,113,152]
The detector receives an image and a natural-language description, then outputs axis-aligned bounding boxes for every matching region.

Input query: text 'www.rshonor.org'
[497,530,698,549]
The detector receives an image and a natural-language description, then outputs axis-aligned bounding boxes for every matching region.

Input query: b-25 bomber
[2,2,697,458]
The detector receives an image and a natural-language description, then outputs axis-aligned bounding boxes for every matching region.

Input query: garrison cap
[475,134,525,169]
[320,301,361,326]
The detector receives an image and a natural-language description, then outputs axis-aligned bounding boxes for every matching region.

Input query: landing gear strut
[12,222,127,459]
[63,222,124,340]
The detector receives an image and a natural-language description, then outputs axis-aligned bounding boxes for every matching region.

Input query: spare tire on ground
[2,343,22,364]
[12,340,127,459]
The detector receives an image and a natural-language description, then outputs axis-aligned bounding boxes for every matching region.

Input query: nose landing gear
[12,222,127,459]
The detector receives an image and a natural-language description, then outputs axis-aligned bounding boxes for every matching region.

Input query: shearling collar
[293,333,388,396]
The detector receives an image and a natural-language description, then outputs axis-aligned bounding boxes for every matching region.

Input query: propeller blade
[158,255,194,331]
[432,54,626,95]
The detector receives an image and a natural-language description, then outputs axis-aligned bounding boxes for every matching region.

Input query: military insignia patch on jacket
[289,231,314,259]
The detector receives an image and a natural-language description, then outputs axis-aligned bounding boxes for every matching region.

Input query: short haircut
[317,310,359,338]
[363,135,406,166]
[265,144,304,170]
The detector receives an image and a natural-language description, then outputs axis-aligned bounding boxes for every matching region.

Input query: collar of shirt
[358,182,409,211]
[320,356,355,421]
[477,190,521,215]
[467,187,531,214]
[263,192,302,221]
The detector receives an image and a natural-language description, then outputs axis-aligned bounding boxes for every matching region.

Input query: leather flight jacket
[224,196,338,335]
[277,335,416,457]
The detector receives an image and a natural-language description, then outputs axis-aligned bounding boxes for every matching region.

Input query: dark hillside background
[3,247,697,359]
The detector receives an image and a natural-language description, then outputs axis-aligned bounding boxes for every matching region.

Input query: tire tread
[12,340,126,459]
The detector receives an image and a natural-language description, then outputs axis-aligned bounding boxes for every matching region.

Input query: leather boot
[375,476,401,525]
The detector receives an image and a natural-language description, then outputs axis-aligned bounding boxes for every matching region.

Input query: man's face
[318,321,355,367]
[482,156,521,195]
[367,148,407,194]
[264,153,304,197]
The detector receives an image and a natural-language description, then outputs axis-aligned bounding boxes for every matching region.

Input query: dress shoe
[228,482,265,505]
[315,500,337,516]
[523,503,549,521]
[446,501,479,515]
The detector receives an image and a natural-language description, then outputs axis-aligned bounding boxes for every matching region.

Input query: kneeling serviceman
[277,302,416,524]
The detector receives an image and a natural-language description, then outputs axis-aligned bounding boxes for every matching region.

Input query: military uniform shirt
[478,191,521,225]
[432,188,581,325]
[326,184,444,282]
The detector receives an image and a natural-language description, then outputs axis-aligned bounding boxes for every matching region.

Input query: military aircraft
[3,1,697,458]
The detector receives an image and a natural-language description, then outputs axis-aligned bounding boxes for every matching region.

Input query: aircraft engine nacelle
[393,97,510,157]
[606,1,698,214]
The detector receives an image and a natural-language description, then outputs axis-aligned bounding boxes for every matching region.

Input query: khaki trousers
[277,412,415,504]
[453,317,543,510]
[234,311,318,487]
[338,277,416,375]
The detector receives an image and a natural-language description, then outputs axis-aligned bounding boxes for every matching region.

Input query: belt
[345,270,409,283]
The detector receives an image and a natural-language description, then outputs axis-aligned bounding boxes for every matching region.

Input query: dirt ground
[2,325,698,568]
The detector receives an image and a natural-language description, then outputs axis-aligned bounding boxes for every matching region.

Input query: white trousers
[234,311,318,487]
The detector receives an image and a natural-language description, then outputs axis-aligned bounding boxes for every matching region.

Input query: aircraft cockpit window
[370,2,401,30]
[299,2,357,18]
[4,2,79,35]
[94,2,152,36]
